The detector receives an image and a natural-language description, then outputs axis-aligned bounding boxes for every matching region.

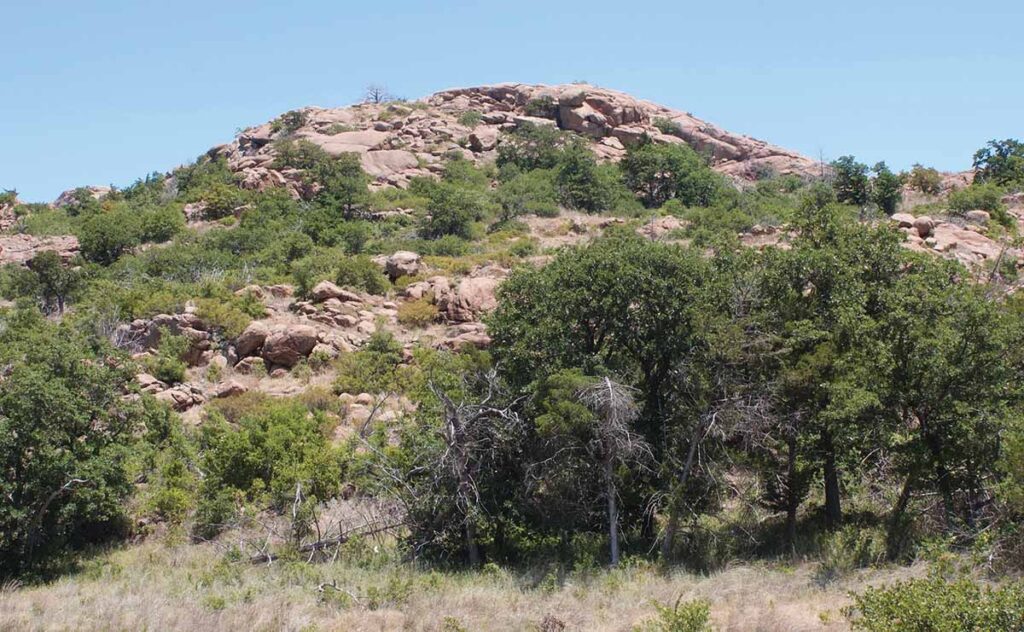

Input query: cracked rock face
[210,83,820,198]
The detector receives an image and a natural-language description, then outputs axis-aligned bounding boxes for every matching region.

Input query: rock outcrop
[0,234,79,266]
[208,83,819,196]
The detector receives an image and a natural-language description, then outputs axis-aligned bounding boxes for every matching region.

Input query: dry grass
[0,536,928,632]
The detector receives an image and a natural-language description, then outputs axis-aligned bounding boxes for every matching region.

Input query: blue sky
[2,0,1022,202]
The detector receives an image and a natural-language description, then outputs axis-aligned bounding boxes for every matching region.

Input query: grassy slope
[0,535,927,632]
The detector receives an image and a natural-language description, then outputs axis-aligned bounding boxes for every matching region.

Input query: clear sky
[2,0,1022,202]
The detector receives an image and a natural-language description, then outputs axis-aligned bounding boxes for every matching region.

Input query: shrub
[336,255,390,295]
[497,123,568,172]
[524,96,557,118]
[194,297,253,339]
[908,163,942,195]
[197,401,341,513]
[949,182,1006,214]
[397,298,439,327]
[0,309,139,577]
[652,117,683,136]
[139,205,186,243]
[845,573,1024,631]
[420,182,491,239]
[145,329,189,385]
[634,597,713,632]
[621,139,725,208]
[334,331,404,394]
[495,168,560,220]
[77,209,141,264]
[270,110,309,135]
[457,110,483,128]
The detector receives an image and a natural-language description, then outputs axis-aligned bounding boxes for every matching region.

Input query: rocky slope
[211,82,821,194]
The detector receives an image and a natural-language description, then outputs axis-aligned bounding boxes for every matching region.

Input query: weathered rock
[235,321,270,358]
[262,325,318,367]
[234,356,266,375]
[213,380,248,398]
[914,216,935,239]
[384,251,423,280]
[0,234,80,266]
[438,276,499,323]
[891,213,916,229]
[965,210,991,224]
[311,281,362,303]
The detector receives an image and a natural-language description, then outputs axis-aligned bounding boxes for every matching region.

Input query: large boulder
[235,321,270,357]
[262,325,318,367]
[384,251,423,280]
[914,216,935,239]
[438,277,499,323]
[311,281,362,303]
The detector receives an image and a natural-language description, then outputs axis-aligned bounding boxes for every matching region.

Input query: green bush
[196,400,341,526]
[397,298,439,327]
[846,573,1024,631]
[652,117,683,136]
[336,255,390,295]
[973,139,1024,187]
[908,163,942,195]
[495,168,559,220]
[457,110,483,128]
[77,209,141,264]
[949,183,1006,214]
[334,331,404,394]
[139,205,186,243]
[145,329,189,384]
[420,182,491,239]
[634,597,713,632]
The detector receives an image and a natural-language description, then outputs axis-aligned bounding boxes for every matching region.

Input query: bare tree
[577,377,651,566]
[363,84,394,105]
[428,370,523,566]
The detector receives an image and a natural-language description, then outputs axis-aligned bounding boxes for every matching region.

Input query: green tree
[973,138,1024,187]
[27,250,80,315]
[831,156,871,206]
[871,162,902,215]
[76,209,141,265]
[0,308,139,577]
[620,139,724,208]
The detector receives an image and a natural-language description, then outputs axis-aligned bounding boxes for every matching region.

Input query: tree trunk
[465,518,480,567]
[785,434,799,551]
[661,419,705,561]
[606,458,620,566]
[886,473,914,559]
[822,430,842,530]
[921,417,955,530]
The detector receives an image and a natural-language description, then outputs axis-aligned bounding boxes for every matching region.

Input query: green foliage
[973,139,1024,187]
[77,208,141,264]
[555,139,612,212]
[908,163,942,195]
[652,117,683,136]
[634,597,713,632]
[397,298,439,327]
[0,308,138,577]
[334,331,405,394]
[145,328,189,384]
[27,250,80,314]
[497,123,568,172]
[831,155,871,206]
[336,255,390,295]
[524,96,557,118]
[457,110,483,128]
[495,168,560,220]
[274,140,370,214]
[621,139,725,208]
[270,109,309,135]
[949,182,1006,214]
[195,400,341,535]
[871,162,902,215]
[846,573,1024,631]
[420,182,491,239]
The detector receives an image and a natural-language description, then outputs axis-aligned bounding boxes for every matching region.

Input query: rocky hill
[211,82,821,195]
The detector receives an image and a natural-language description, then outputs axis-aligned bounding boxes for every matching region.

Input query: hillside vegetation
[2,85,1024,631]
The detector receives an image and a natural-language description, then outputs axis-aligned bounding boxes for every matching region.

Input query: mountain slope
[211,83,820,195]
